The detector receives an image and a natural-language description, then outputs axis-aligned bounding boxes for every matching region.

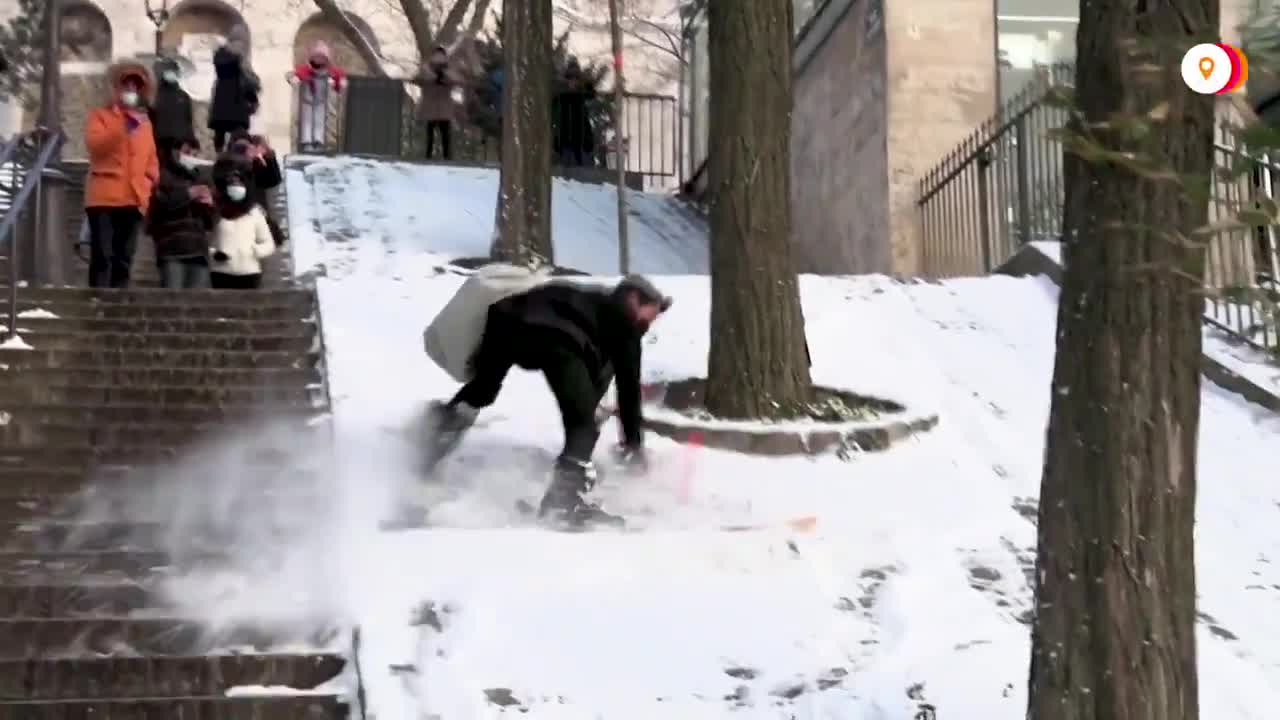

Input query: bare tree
[310,0,494,74]
[1026,0,1215,718]
[554,0,685,85]
[488,0,555,266]
[702,0,812,419]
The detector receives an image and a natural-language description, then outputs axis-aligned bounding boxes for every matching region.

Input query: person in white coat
[208,159,274,289]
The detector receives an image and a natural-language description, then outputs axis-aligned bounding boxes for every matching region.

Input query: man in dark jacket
[147,136,216,288]
[553,58,595,167]
[149,57,194,158]
[208,25,259,152]
[427,275,672,528]
[218,130,284,245]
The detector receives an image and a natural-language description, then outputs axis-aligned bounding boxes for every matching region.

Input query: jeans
[85,206,141,288]
[158,257,211,289]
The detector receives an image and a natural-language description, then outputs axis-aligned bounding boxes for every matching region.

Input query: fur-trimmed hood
[104,59,155,106]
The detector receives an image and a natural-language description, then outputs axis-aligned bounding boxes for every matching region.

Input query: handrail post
[1014,116,1032,245]
[977,147,993,272]
[36,164,68,287]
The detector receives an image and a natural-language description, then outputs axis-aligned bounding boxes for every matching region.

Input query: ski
[511,499,818,534]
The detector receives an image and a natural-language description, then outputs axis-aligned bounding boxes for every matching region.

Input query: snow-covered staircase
[0,170,349,715]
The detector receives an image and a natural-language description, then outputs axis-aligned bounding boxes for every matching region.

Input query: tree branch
[311,0,390,75]
[399,0,437,62]
[434,0,473,49]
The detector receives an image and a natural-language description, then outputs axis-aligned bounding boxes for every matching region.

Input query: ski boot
[537,456,625,530]
[420,400,478,475]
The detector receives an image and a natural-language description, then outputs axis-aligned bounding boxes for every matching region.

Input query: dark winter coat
[146,161,216,259]
[553,77,595,154]
[491,283,645,447]
[208,47,259,129]
[149,80,195,145]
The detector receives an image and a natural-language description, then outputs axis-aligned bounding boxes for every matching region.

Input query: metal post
[30,0,64,286]
[608,0,630,275]
[145,0,171,56]
[1014,117,1032,246]
[977,148,993,272]
[36,165,68,286]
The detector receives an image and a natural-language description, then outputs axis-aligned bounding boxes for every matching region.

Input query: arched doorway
[160,0,250,152]
[292,12,378,75]
[49,1,113,158]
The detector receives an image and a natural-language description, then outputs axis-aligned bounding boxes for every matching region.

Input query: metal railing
[917,63,1280,354]
[0,129,64,341]
[292,77,681,190]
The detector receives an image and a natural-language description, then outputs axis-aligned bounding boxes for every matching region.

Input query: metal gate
[342,77,408,156]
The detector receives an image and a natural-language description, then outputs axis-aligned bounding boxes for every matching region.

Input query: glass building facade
[996,0,1077,106]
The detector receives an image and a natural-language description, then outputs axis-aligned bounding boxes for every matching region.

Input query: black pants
[426,121,451,160]
[85,206,141,288]
[450,312,601,463]
[210,272,262,289]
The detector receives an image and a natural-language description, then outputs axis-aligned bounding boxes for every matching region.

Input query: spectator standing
[553,58,595,167]
[83,60,160,288]
[291,41,346,152]
[215,130,284,246]
[414,45,464,161]
[149,57,194,158]
[208,160,274,289]
[147,137,216,289]
[208,24,260,152]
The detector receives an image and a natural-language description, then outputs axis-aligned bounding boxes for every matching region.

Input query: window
[996,1,1077,105]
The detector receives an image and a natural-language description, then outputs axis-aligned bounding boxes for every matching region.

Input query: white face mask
[119,90,139,107]
[177,154,200,170]
[162,71,179,84]
[226,185,247,202]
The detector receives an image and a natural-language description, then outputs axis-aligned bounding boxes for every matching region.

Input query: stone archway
[292,12,379,75]
[160,0,250,152]
[49,1,113,158]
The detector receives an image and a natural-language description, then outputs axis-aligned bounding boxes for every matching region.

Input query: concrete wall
[790,0,889,275]
[883,0,998,277]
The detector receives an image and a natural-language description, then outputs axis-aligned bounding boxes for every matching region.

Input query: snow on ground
[285,157,708,278]
[207,160,1280,719]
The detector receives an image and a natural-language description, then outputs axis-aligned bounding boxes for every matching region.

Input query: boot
[537,456,624,529]
[421,400,478,473]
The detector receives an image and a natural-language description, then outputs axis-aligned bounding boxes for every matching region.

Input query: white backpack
[422,263,555,382]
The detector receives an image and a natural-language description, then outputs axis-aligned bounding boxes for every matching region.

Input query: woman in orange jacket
[83,60,160,288]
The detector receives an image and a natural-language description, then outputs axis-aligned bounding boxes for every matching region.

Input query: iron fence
[293,77,680,190]
[917,63,1280,354]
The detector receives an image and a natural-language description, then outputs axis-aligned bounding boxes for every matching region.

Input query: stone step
[0,617,340,659]
[1,521,310,553]
[0,486,330,523]
[0,418,325,448]
[0,446,320,474]
[3,287,313,307]
[0,551,175,584]
[10,300,313,322]
[7,330,314,353]
[0,404,327,426]
[0,468,142,499]
[0,385,318,408]
[0,653,344,701]
[0,694,347,719]
[2,316,314,336]
[0,367,322,393]
[0,348,321,371]
[0,583,153,619]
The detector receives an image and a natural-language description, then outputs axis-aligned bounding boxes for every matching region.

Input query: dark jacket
[146,161,216,259]
[208,47,259,129]
[553,75,595,154]
[493,282,645,447]
[150,80,195,144]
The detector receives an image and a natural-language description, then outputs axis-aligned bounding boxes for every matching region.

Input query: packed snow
[150,158,1280,719]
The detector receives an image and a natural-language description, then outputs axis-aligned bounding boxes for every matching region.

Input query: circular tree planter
[642,378,938,457]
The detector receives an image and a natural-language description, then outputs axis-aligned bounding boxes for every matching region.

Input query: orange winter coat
[84,104,160,212]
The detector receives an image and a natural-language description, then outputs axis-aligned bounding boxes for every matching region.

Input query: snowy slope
[285,157,708,278]
[264,159,1280,719]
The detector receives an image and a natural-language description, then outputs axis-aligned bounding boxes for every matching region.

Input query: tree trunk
[489,0,554,267]
[1027,1,1216,718]
[702,0,812,420]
